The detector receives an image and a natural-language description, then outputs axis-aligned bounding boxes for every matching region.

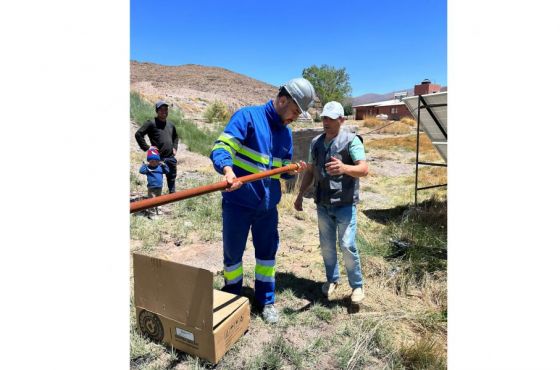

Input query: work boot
[322,282,339,298]
[351,287,365,304]
[261,304,279,324]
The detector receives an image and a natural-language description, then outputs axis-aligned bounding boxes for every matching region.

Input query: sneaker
[262,304,279,324]
[322,282,339,298]
[351,287,365,304]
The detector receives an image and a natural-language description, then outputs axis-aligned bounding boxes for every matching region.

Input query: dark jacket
[135,118,178,158]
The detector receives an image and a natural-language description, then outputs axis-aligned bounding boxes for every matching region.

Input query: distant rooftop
[352,98,406,108]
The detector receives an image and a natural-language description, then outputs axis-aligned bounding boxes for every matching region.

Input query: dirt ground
[129,118,447,369]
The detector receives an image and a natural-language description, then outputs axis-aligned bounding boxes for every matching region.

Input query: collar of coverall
[265,100,285,130]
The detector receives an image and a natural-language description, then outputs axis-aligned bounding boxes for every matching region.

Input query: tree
[302,65,352,106]
[343,102,354,116]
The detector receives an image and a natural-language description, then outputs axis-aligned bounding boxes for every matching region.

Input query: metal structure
[403,92,447,206]
[130,163,301,213]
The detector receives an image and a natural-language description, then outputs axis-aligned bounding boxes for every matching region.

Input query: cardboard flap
[212,290,248,329]
[133,253,213,329]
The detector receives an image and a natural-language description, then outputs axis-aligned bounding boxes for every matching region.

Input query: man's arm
[172,124,178,155]
[325,158,369,178]
[325,136,369,177]
[135,121,153,152]
[294,165,314,211]
[209,110,249,191]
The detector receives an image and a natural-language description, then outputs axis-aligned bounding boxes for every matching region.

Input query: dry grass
[366,133,437,153]
[130,128,447,369]
[362,116,415,135]
[418,166,447,186]
[400,117,417,127]
[400,335,447,370]
[363,117,407,134]
[363,116,385,127]
[377,121,413,135]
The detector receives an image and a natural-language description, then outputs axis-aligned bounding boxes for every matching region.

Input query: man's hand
[287,160,308,176]
[223,166,243,192]
[173,148,177,156]
[294,194,304,211]
[325,156,346,176]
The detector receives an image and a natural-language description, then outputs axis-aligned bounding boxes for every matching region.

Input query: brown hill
[131,61,279,119]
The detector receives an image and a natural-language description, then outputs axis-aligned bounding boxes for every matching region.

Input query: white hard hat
[320,101,344,119]
[281,78,316,113]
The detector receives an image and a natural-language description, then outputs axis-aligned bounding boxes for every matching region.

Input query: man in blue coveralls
[210,78,316,324]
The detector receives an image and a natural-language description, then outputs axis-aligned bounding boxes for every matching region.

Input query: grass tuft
[249,335,304,370]
[399,336,447,370]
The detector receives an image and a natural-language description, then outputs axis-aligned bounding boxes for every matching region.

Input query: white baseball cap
[320,101,344,119]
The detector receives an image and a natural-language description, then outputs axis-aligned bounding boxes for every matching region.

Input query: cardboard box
[133,253,250,364]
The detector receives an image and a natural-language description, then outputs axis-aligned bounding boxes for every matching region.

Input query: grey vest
[311,128,362,206]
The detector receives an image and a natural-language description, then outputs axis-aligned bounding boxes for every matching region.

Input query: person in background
[139,147,169,216]
[135,100,178,193]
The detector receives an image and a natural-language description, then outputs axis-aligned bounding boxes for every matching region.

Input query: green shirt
[308,136,365,163]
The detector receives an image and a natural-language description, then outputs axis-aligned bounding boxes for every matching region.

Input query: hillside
[353,86,447,106]
[131,60,279,118]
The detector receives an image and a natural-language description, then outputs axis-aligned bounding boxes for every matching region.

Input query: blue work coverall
[210,100,294,306]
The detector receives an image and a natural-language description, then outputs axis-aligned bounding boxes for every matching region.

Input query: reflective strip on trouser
[224,262,243,285]
[255,259,276,306]
[255,258,275,283]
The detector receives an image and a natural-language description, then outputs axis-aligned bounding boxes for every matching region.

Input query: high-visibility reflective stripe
[224,264,243,282]
[256,258,275,266]
[282,159,291,166]
[212,142,234,156]
[255,273,275,283]
[218,134,269,165]
[224,262,242,272]
[217,134,241,152]
[233,157,264,174]
[255,264,275,277]
[225,275,243,284]
[272,157,282,168]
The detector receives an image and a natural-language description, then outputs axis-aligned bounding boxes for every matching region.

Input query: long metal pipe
[130,163,301,214]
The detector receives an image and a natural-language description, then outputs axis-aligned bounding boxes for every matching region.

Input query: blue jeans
[317,204,363,289]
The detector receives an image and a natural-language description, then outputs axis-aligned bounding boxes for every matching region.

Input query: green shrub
[203,101,231,123]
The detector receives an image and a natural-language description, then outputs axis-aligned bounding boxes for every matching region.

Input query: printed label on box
[175,327,195,343]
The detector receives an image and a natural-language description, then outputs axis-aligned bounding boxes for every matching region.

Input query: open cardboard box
[133,253,250,364]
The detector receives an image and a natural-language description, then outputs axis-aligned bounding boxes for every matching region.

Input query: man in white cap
[210,77,315,323]
[294,101,369,304]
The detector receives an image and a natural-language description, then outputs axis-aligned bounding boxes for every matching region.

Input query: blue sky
[131,0,447,96]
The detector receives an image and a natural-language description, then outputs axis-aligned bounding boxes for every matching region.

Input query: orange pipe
[130,163,300,214]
